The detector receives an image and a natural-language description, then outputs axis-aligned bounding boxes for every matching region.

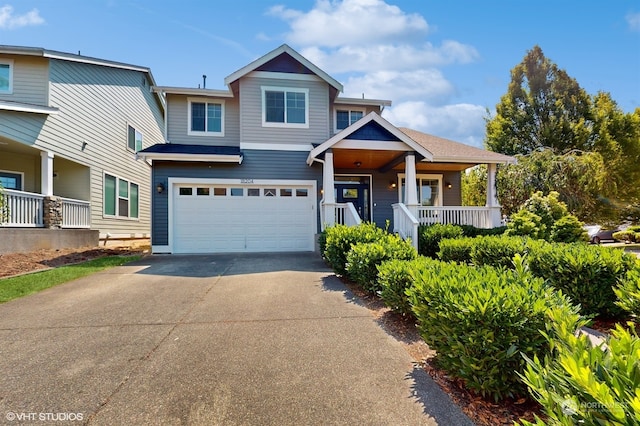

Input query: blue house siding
[151,150,322,245]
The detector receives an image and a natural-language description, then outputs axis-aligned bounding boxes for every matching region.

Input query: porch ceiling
[0,136,40,156]
[333,148,475,172]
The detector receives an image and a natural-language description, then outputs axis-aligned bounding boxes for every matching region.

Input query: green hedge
[528,242,637,317]
[437,237,474,264]
[459,224,508,237]
[407,256,579,401]
[470,235,532,269]
[614,266,640,318]
[519,311,640,425]
[613,225,640,243]
[418,223,463,258]
[323,223,387,275]
[345,234,417,293]
[378,257,436,315]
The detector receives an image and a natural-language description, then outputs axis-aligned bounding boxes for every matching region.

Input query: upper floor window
[0,60,13,94]
[335,109,364,131]
[188,98,224,136]
[261,86,309,128]
[127,125,142,152]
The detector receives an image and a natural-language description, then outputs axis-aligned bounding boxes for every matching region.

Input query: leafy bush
[345,234,417,293]
[378,257,436,315]
[318,230,328,255]
[407,255,579,401]
[550,215,588,243]
[470,235,531,269]
[437,237,474,264]
[614,266,640,317]
[323,223,387,275]
[459,224,508,237]
[528,242,637,317]
[506,191,586,242]
[0,182,7,224]
[519,311,640,425]
[418,223,463,258]
[612,230,638,243]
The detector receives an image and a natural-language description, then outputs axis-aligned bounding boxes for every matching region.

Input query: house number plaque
[241,179,254,183]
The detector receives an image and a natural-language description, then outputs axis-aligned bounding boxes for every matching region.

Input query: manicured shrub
[323,223,387,275]
[528,242,637,317]
[437,237,474,264]
[407,256,579,401]
[418,223,463,258]
[459,224,507,237]
[345,234,417,293]
[318,230,328,255]
[378,257,436,315]
[470,235,531,269]
[612,230,638,243]
[519,310,640,425]
[506,210,545,239]
[550,215,588,243]
[614,266,640,318]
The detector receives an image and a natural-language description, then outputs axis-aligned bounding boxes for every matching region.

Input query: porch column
[322,150,336,227]
[486,163,502,227]
[41,151,54,196]
[404,152,419,216]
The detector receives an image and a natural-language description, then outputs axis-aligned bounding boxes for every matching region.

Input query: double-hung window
[0,59,13,94]
[127,125,142,152]
[335,109,364,131]
[104,173,139,219]
[188,98,224,136]
[262,86,309,128]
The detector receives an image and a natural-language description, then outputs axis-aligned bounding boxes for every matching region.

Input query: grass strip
[0,255,141,303]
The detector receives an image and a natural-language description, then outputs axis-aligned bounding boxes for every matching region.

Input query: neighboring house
[0,46,165,253]
[140,44,514,254]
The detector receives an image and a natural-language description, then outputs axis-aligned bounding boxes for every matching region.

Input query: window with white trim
[0,170,22,190]
[399,174,442,206]
[0,60,13,94]
[188,98,224,136]
[127,125,142,152]
[104,173,139,218]
[335,108,364,131]
[262,86,309,128]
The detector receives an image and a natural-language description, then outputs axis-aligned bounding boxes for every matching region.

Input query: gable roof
[224,44,343,93]
[399,128,516,164]
[307,112,434,164]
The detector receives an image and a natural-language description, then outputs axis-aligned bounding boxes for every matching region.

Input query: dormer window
[188,98,225,136]
[335,109,364,132]
[261,86,309,128]
[0,60,13,94]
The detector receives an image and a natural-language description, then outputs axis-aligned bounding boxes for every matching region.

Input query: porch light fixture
[354,161,362,168]
[446,182,452,189]
[389,181,397,189]
[156,182,165,194]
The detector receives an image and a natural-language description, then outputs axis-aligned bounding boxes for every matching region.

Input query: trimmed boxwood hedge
[323,223,387,275]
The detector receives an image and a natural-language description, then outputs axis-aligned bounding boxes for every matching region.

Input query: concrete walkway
[0,253,473,425]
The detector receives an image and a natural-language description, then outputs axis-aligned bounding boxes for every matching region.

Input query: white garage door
[172,182,316,253]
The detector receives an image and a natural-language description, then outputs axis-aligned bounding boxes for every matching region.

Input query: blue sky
[1,1,639,147]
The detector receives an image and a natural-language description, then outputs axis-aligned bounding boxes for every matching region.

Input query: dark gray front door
[335,183,370,221]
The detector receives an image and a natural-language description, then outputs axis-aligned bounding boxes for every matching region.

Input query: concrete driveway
[0,253,472,425]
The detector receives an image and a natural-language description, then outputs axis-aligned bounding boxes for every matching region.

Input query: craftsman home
[0,46,164,252]
[140,44,514,254]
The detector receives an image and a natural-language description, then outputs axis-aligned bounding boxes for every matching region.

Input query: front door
[335,183,370,222]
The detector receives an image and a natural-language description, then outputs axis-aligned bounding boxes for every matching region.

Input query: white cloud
[383,102,487,148]
[269,0,428,47]
[0,4,44,29]
[343,69,454,103]
[627,12,640,32]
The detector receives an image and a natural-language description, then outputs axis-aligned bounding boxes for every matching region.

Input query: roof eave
[152,86,234,98]
[138,152,243,163]
[334,97,392,107]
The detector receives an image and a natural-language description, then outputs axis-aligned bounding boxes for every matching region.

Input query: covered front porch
[308,113,514,249]
[0,137,90,229]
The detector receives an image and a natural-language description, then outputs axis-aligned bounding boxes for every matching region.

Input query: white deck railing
[321,202,362,229]
[1,189,44,227]
[417,206,498,228]
[0,190,90,228]
[392,203,419,250]
[61,197,91,228]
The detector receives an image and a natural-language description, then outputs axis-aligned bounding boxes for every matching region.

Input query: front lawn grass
[0,255,141,303]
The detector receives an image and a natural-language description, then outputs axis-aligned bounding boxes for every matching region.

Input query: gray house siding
[0,54,49,106]
[36,59,164,236]
[166,94,240,147]
[0,110,48,145]
[239,76,330,146]
[151,150,322,245]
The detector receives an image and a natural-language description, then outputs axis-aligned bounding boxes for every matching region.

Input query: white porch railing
[61,197,91,228]
[1,189,44,227]
[392,203,419,250]
[417,206,500,228]
[321,202,362,229]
